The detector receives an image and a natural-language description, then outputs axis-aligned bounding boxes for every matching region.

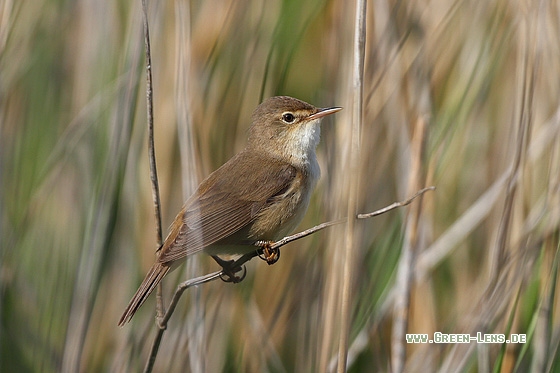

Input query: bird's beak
[308,106,343,120]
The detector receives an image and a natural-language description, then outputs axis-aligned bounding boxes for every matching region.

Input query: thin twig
[269,219,347,249]
[143,328,164,373]
[357,187,435,219]
[159,271,225,328]
[140,0,164,372]
[142,0,162,247]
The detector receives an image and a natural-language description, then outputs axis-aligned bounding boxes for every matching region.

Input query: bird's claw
[255,241,280,265]
[211,255,247,283]
[219,265,246,283]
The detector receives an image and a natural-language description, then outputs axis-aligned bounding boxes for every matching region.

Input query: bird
[119,96,341,326]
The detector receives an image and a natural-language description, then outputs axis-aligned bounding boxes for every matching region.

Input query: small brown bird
[118,96,341,325]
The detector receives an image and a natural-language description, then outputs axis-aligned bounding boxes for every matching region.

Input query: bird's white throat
[282,118,321,180]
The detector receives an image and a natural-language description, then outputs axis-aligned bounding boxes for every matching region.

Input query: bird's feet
[255,241,280,265]
[211,255,247,283]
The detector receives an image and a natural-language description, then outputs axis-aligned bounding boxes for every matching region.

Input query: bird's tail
[118,263,170,326]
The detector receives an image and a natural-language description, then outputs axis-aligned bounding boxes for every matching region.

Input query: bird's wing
[156,151,297,263]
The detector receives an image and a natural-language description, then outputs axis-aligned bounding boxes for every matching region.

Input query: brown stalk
[140,0,164,372]
[391,117,429,373]
[336,0,367,372]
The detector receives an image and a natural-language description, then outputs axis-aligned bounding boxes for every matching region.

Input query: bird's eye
[282,112,295,123]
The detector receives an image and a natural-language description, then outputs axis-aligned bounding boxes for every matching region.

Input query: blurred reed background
[1,0,559,372]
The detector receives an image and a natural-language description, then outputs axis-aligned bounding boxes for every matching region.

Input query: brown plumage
[118,96,341,326]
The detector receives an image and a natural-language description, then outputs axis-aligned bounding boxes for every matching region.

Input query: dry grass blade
[336,0,367,371]
[391,117,429,373]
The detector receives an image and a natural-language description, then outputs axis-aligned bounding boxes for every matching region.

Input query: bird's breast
[249,162,319,241]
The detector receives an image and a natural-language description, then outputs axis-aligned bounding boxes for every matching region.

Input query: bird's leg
[255,241,280,265]
[211,255,247,283]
